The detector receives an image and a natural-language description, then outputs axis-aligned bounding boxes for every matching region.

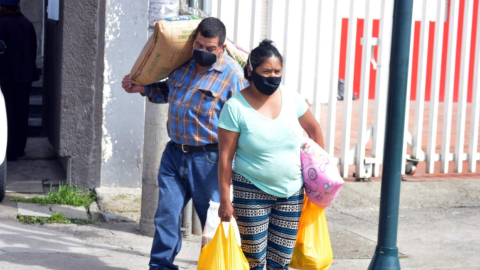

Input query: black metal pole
[368,0,413,269]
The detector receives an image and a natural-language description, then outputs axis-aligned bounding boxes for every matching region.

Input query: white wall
[101,0,149,187]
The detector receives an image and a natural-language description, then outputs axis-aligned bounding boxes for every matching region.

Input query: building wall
[43,0,66,160]
[42,0,148,188]
[100,0,148,187]
[56,0,103,187]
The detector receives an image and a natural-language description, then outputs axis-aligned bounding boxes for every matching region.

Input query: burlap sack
[225,39,249,68]
[130,15,201,86]
[131,16,249,86]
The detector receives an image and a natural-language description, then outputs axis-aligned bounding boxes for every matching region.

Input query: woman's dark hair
[192,17,226,46]
[0,5,22,17]
[244,39,283,81]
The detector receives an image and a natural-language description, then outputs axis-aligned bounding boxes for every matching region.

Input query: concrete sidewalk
[1,179,480,270]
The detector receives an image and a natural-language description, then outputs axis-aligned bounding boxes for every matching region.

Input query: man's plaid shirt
[144,52,248,146]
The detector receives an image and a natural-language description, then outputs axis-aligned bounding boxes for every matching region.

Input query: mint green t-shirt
[218,88,309,197]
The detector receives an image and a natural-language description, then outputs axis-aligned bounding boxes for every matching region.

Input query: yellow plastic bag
[290,198,333,270]
[197,222,249,270]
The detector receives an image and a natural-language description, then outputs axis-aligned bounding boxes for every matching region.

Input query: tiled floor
[317,99,480,182]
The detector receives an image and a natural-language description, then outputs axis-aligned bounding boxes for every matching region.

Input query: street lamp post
[368,0,414,269]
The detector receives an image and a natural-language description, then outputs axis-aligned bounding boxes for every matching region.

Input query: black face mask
[251,69,282,96]
[192,49,217,67]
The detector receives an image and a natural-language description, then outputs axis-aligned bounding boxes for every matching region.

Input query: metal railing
[176,0,480,239]
[212,0,479,179]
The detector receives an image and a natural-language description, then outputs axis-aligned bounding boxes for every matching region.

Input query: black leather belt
[173,142,218,153]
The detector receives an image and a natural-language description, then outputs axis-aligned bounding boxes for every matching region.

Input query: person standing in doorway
[0,0,39,161]
[122,17,247,270]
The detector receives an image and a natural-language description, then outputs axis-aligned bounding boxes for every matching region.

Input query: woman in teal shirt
[217,40,324,270]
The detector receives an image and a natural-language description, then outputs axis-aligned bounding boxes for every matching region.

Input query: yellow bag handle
[197,223,226,270]
[198,222,249,270]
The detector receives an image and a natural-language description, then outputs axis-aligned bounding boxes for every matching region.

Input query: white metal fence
[403,0,480,175]
[214,0,480,179]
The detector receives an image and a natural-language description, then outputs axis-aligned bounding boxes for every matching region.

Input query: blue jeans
[149,141,220,270]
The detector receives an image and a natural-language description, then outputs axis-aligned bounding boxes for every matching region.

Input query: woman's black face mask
[249,59,282,96]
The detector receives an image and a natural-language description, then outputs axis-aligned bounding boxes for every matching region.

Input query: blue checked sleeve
[226,77,249,100]
[143,81,169,104]
[235,78,249,96]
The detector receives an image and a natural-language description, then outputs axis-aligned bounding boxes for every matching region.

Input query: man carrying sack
[122,17,247,270]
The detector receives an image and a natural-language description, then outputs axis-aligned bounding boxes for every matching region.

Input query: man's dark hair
[244,39,283,81]
[0,5,22,17]
[192,17,226,46]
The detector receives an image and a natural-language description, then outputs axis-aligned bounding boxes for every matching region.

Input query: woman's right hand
[218,202,237,222]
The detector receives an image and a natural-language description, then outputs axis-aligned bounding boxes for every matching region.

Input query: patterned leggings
[232,171,304,270]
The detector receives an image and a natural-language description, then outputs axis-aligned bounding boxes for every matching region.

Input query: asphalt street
[1,179,479,270]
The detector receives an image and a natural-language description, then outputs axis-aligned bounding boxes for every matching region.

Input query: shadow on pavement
[0,253,130,270]
[0,219,149,263]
